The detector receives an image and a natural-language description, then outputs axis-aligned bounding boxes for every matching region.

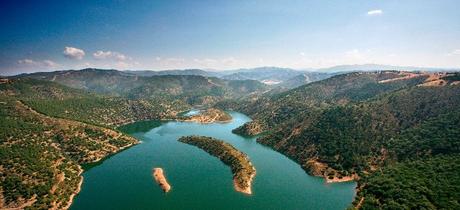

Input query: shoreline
[178,118,232,124]
[65,142,139,209]
[63,165,83,210]
[325,174,357,183]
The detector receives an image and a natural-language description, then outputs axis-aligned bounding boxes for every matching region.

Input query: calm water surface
[71,111,356,210]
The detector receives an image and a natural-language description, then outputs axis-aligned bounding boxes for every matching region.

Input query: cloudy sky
[1,0,460,75]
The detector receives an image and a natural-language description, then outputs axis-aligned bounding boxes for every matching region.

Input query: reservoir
[71,111,356,210]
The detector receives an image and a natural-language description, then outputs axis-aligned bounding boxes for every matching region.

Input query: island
[178,136,256,195]
[180,108,232,123]
[152,168,171,193]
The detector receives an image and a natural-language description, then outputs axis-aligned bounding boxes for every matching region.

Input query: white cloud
[63,46,85,60]
[93,50,129,61]
[18,59,59,68]
[367,9,383,16]
[17,59,35,65]
[42,60,59,68]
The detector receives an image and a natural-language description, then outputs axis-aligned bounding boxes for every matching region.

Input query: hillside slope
[0,92,138,209]
[1,78,189,127]
[230,71,428,135]
[227,71,460,208]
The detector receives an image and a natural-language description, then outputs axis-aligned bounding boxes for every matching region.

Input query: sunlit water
[71,111,356,210]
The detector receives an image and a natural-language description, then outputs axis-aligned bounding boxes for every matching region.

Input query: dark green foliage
[388,111,460,160]
[356,155,460,209]
[118,120,162,133]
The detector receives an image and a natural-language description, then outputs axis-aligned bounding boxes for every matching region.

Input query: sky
[1,0,460,75]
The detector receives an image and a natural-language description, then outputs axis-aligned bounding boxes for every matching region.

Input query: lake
[71,111,356,210]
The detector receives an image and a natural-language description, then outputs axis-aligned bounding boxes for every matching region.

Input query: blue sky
[1,0,460,75]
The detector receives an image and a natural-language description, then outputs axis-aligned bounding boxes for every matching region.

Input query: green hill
[0,80,139,209]
[229,71,428,135]
[1,78,188,127]
[226,71,460,209]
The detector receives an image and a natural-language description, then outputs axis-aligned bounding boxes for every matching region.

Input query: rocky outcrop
[305,159,358,183]
[152,168,171,193]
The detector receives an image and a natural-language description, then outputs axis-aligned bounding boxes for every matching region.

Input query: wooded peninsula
[178,136,256,195]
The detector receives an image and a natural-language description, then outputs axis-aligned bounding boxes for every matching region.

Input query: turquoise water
[71,111,356,210]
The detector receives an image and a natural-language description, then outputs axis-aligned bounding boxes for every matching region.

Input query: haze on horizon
[1,0,460,75]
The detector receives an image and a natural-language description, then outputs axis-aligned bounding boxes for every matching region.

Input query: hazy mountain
[220,67,302,84]
[316,64,460,72]
[278,72,338,89]
[124,69,221,77]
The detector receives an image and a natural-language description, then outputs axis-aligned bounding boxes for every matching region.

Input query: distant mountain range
[13,68,268,105]
[124,69,221,77]
[313,64,460,72]
[10,64,459,91]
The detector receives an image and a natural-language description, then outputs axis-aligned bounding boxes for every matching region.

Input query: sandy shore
[152,168,171,193]
[233,171,256,195]
[325,174,357,183]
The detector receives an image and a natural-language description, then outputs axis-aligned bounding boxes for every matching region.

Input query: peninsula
[180,108,232,124]
[178,136,256,195]
[152,168,171,193]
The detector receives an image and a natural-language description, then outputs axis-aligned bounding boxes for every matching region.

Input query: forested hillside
[0,83,138,209]
[227,71,428,135]
[0,78,189,127]
[226,71,460,209]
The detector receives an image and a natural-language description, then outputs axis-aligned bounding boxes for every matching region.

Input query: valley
[1,68,459,209]
[3,2,460,209]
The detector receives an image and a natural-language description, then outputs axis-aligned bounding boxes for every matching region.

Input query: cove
[71,111,356,210]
